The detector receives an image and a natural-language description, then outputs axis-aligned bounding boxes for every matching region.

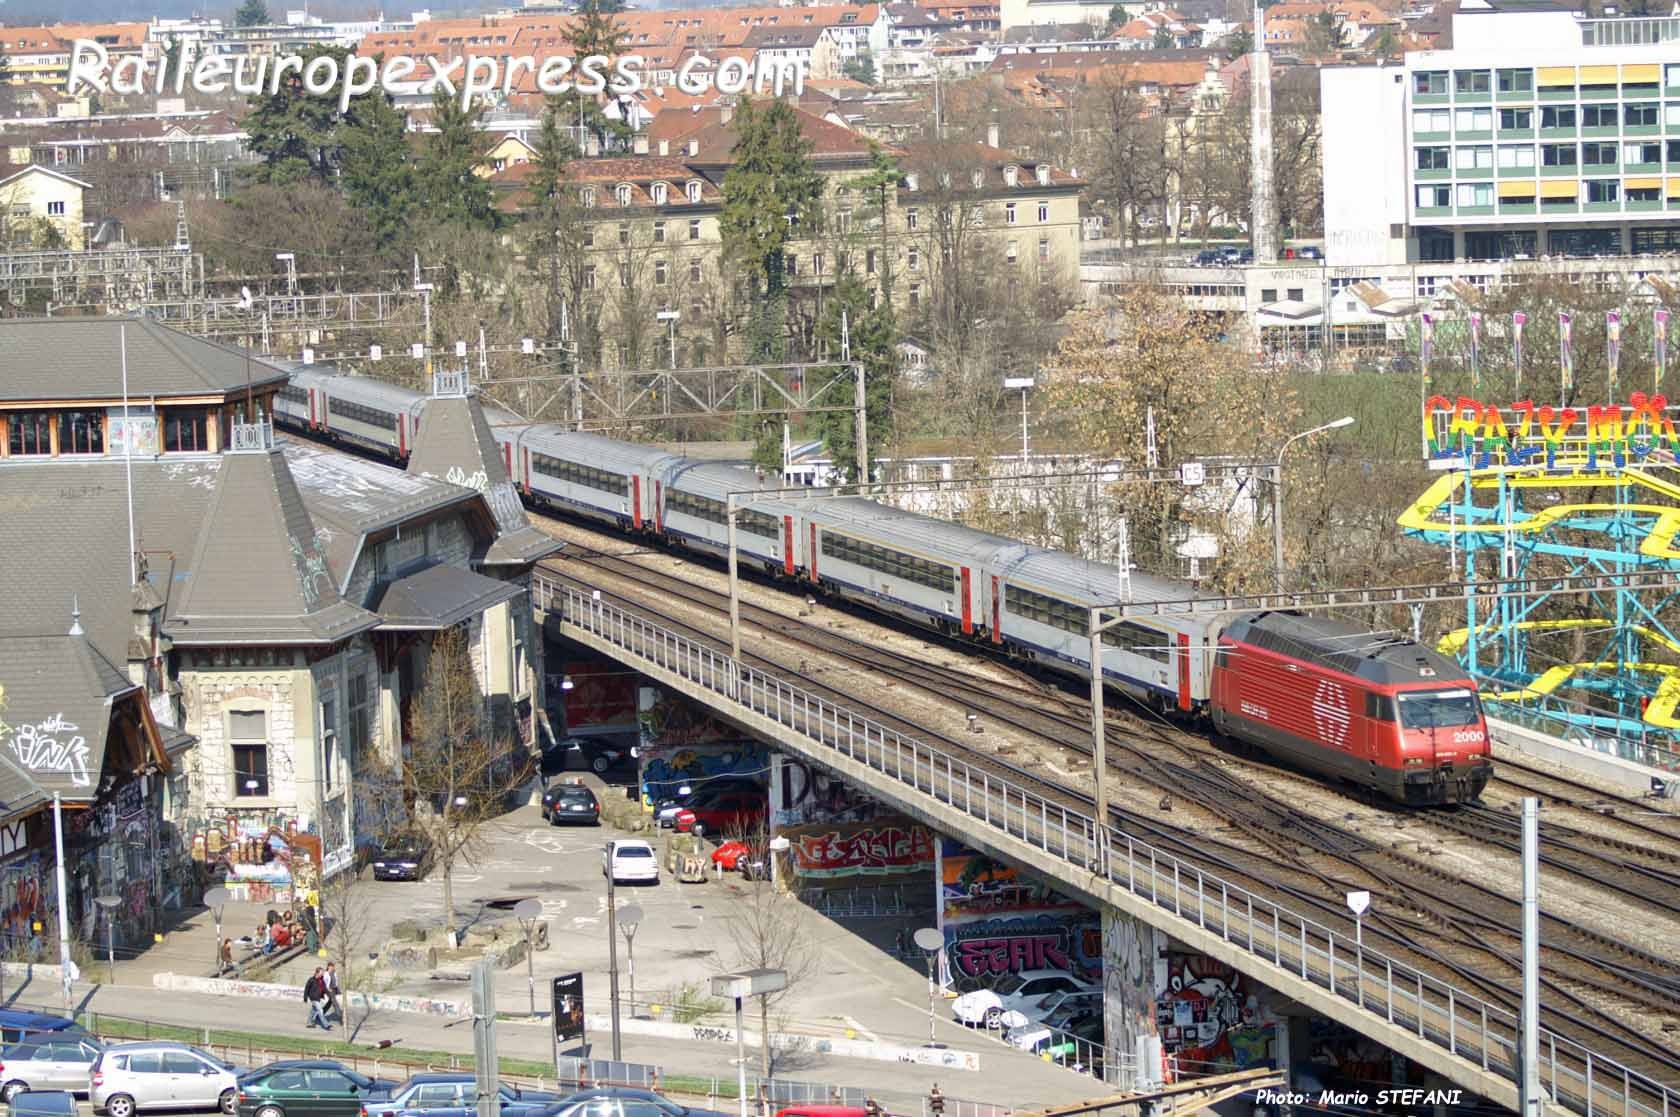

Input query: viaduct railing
[535,573,1678,1117]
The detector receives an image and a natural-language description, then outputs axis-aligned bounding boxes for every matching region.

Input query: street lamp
[912,927,945,1046]
[604,840,624,1060]
[513,898,542,1018]
[656,309,680,371]
[617,903,643,1019]
[1003,377,1033,461]
[205,887,230,976]
[93,896,121,986]
[712,969,787,1117]
[1271,416,1355,592]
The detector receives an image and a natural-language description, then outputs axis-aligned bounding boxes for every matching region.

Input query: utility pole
[605,843,623,1060]
[470,959,502,1117]
[1520,798,1543,1117]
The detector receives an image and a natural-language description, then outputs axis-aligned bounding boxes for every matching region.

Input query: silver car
[91,1043,239,1117]
[0,1034,103,1099]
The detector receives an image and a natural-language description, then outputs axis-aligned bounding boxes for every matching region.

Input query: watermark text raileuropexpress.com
[67,40,808,113]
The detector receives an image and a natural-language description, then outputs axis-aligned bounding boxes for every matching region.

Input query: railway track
[534,523,1680,1089]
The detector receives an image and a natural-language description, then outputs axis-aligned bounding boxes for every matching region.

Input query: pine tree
[242,46,353,185]
[850,141,901,306]
[522,101,582,339]
[235,0,270,27]
[416,87,495,231]
[339,89,416,251]
[560,0,631,154]
[812,275,896,482]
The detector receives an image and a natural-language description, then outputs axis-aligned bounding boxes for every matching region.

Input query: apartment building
[1322,0,1680,267]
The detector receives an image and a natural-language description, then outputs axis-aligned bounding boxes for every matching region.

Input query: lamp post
[604,841,623,1060]
[94,896,121,986]
[912,927,945,1046]
[1271,416,1355,592]
[51,792,73,1015]
[205,887,230,976]
[712,969,787,1117]
[1003,377,1033,461]
[656,309,680,371]
[617,903,643,1019]
[513,898,542,1018]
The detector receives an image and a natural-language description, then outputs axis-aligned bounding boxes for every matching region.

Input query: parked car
[0,1033,104,1098]
[995,987,1103,1031]
[561,735,637,775]
[0,1014,82,1047]
[602,839,659,885]
[235,1064,366,1117]
[1192,249,1225,267]
[91,1042,242,1117]
[542,781,601,826]
[950,970,1097,1028]
[677,787,765,838]
[653,778,761,828]
[552,1087,730,1117]
[1296,245,1325,260]
[7,1090,75,1117]
[252,1062,397,1095]
[370,834,434,882]
[364,1075,558,1117]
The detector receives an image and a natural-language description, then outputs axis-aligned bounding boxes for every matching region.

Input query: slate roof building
[0,318,557,950]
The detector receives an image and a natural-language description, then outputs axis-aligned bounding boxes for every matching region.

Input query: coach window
[163,407,209,453]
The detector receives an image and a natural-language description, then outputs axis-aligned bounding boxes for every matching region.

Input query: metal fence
[554,1055,868,1107]
[537,573,1680,1117]
[1479,684,1680,775]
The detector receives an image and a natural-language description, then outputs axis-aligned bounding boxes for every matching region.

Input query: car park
[363,1075,558,1117]
[562,735,637,775]
[995,987,1103,1031]
[251,1062,397,1095]
[602,839,659,885]
[677,787,765,838]
[90,1041,242,1117]
[0,1033,104,1098]
[542,781,601,826]
[371,835,434,882]
[552,1087,730,1117]
[7,1090,75,1117]
[235,1064,366,1117]
[950,970,1097,1028]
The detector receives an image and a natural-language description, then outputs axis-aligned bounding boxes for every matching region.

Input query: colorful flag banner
[1559,310,1573,392]
[1607,310,1621,398]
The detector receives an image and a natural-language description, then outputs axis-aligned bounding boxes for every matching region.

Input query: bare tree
[318,869,381,1038]
[720,821,818,1081]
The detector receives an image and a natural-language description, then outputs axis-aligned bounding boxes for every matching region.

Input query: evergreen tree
[242,45,356,185]
[560,0,631,154]
[719,98,824,360]
[339,89,416,252]
[235,0,270,26]
[812,275,896,482]
[416,87,495,230]
[1105,3,1127,32]
[850,141,900,306]
[521,101,582,339]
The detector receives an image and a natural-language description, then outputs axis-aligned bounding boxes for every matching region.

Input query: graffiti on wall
[639,684,766,799]
[941,841,1098,982]
[556,661,638,730]
[638,686,742,748]
[1425,393,1680,471]
[0,850,51,958]
[771,755,889,828]
[188,811,322,904]
[6,712,92,787]
[1154,953,1276,1072]
[1102,908,1163,1066]
[784,819,935,880]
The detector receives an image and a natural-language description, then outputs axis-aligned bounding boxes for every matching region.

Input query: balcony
[1584,200,1623,213]
[1540,164,1580,176]
[1579,85,1619,101]
[1625,161,1662,175]
[1496,88,1534,103]
[1539,86,1576,101]
[1458,205,1496,216]
[1416,167,1452,181]
[1628,198,1664,212]
[1582,125,1620,139]
[1416,205,1454,218]
[1499,127,1535,139]
[1457,165,1495,180]
[1500,200,1538,214]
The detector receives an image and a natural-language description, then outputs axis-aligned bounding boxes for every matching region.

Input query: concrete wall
[1321,65,1409,267]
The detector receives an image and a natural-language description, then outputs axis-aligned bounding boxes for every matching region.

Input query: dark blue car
[363,1075,559,1117]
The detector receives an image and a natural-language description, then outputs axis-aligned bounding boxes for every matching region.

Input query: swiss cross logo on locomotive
[1312,679,1351,747]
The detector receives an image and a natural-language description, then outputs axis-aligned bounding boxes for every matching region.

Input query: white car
[603,839,659,885]
[997,987,1103,1032]
[951,969,1096,1028]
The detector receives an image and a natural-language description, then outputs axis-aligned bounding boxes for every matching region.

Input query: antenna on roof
[69,596,83,638]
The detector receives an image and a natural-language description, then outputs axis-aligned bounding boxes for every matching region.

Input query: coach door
[1177,633,1192,711]
[990,576,1002,643]
[631,475,643,529]
[782,516,795,575]
[809,524,820,584]
[960,567,973,635]
[654,481,663,533]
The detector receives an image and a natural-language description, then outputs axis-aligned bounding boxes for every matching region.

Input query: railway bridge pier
[534,572,1673,1117]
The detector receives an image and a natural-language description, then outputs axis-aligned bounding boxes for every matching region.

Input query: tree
[417,88,496,231]
[242,45,358,185]
[522,102,584,345]
[1367,25,1400,57]
[317,870,381,1038]
[1304,10,1348,52]
[812,275,896,482]
[1218,28,1252,59]
[339,88,416,251]
[1076,69,1170,244]
[1152,25,1175,48]
[850,141,901,306]
[561,0,633,154]
[235,0,270,26]
[719,98,824,360]
[720,821,818,1081]
[1106,3,1129,32]
[841,52,877,85]
[403,624,523,940]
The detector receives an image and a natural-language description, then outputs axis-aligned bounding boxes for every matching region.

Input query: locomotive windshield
[1396,688,1481,729]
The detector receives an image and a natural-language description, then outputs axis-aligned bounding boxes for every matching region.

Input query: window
[1416,184,1451,208]
[908,282,921,307]
[1454,145,1492,170]
[866,249,877,275]
[1582,141,1617,167]
[812,252,824,275]
[1005,201,1017,224]
[653,220,665,243]
[654,260,668,286]
[327,397,395,431]
[1287,287,1304,301]
[837,208,852,234]
[1540,105,1576,129]
[1626,102,1658,128]
[966,207,984,229]
[618,265,629,288]
[1414,70,1447,95]
[821,531,958,593]
[1004,164,1018,186]
[651,182,668,205]
[1455,182,1493,207]
[1668,63,1680,87]
[348,669,371,767]
[617,223,630,246]
[1671,139,1680,164]
[688,219,701,241]
[907,247,920,271]
[582,228,595,248]
[1581,103,1618,129]
[689,258,702,282]
[58,411,102,455]
[126,1055,163,1075]
[1453,70,1489,94]
[163,408,208,452]
[1628,184,1661,203]
[46,200,64,216]
[1006,240,1018,262]
[1586,179,1619,203]
[905,207,918,230]
[162,1054,206,1076]
[1669,104,1680,127]
[531,452,629,496]
[665,490,778,536]
[1540,143,1577,167]
[1412,109,1450,133]
[1454,107,1492,132]
[1625,141,1661,166]
[581,186,596,207]
[1498,108,1531,130]
[971,169,984,189]
[1498,144,1535,168]
[7,411,50,455]
[615,183,632,207]
[1496,68,1532,93]
[1038,237,1049,262]
[1037,200,1049,222]
[583,265,597,290]
[686,180,702,203]
[230,709,269,797]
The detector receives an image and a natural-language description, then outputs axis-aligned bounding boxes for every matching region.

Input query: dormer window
[1035,164,1051,186]
[1004,164,1019,187]
[905,172,919,191]
[686,179,703,203]
[971,169,985,189]
[616,183,633,207]
[938,171,951,188]
[581,186,597,207]
[652,181,669,205]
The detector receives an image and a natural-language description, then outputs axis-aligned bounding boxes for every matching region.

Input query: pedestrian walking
[324,962,343,1022]
[303,967,332,1031]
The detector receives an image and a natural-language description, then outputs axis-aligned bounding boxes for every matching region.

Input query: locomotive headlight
[1404,757,1427,766]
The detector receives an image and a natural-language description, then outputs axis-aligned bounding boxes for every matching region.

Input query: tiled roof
[684,105,876,163]
[0,633,144,809]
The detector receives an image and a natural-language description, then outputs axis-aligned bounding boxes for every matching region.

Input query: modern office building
[1322,0,1680,266]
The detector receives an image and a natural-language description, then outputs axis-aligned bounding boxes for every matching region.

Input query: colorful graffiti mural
[188,811,321,905]
[1154,953,1277,1074]
[1101,908,1164,1071]
[940,841,1098,982]
[638,686,767,799]
[771,755,892,828]
[1424,393,1680,471]
[0,849,53,959]
[783,819,935,880]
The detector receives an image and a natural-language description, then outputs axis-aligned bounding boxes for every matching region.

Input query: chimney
[634,133,650,154]
[658,138,670,156]
[986,121,999,148]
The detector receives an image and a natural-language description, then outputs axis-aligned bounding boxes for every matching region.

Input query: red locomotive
[1209,611,1492,806]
